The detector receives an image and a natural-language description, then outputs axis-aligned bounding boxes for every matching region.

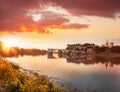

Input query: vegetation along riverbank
[0,57,63,92]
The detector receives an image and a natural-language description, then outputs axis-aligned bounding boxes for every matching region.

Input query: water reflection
[66,56,120,68]
[0,48,47,57]
[1,49,120,92]
[3,51,120,68]
[4,53,120,92]
[47,52,120,68]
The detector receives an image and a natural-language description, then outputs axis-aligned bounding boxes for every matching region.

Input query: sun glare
[2,39,22,48]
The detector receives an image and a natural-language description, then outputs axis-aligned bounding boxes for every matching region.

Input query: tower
[106,40,108,47]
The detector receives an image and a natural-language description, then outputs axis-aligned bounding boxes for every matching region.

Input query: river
[7,55,120,92]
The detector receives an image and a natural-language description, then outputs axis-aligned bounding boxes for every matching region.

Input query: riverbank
[0,57,63,92]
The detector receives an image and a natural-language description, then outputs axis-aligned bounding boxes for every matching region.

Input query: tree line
[93,45,120,54]
[0,41,47,57]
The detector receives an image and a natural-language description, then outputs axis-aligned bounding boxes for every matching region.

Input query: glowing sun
[2,39,22,47]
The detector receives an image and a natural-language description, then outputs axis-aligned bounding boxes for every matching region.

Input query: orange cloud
[20,26,27,32]
[2,0,119,34]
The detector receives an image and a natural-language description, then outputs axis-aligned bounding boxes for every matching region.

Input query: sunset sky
[0,0,120,49]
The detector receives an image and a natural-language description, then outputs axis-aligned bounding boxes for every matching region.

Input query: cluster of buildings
[48,41,115,59]
[101,41,114,48]
[66,43,95,54]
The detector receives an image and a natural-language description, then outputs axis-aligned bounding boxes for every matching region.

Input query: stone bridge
[47,48,87,59]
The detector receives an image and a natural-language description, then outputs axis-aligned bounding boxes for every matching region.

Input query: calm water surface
[8,55,120,92]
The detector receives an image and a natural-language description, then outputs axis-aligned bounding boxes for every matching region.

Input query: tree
[0,41,4,55]
[111,46,120,53]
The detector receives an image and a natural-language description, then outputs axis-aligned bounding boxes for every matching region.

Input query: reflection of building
[66,55,95,65]
[48,49,87,59]
[48,50,120,68]
[66,56,120,69]
[47,43,120,69]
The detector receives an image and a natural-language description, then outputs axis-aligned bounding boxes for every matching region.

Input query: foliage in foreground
[0,58,97,92]
[0,58,62,92]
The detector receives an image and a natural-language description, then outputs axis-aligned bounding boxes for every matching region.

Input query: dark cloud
[0,0,41,33]
[44,0,120,18]
[36,12,88,32]
[0,0,40,20]
[1,0,119,34]
[0,0,88,34]
[38,11,69,26]
[60,23,89,29]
